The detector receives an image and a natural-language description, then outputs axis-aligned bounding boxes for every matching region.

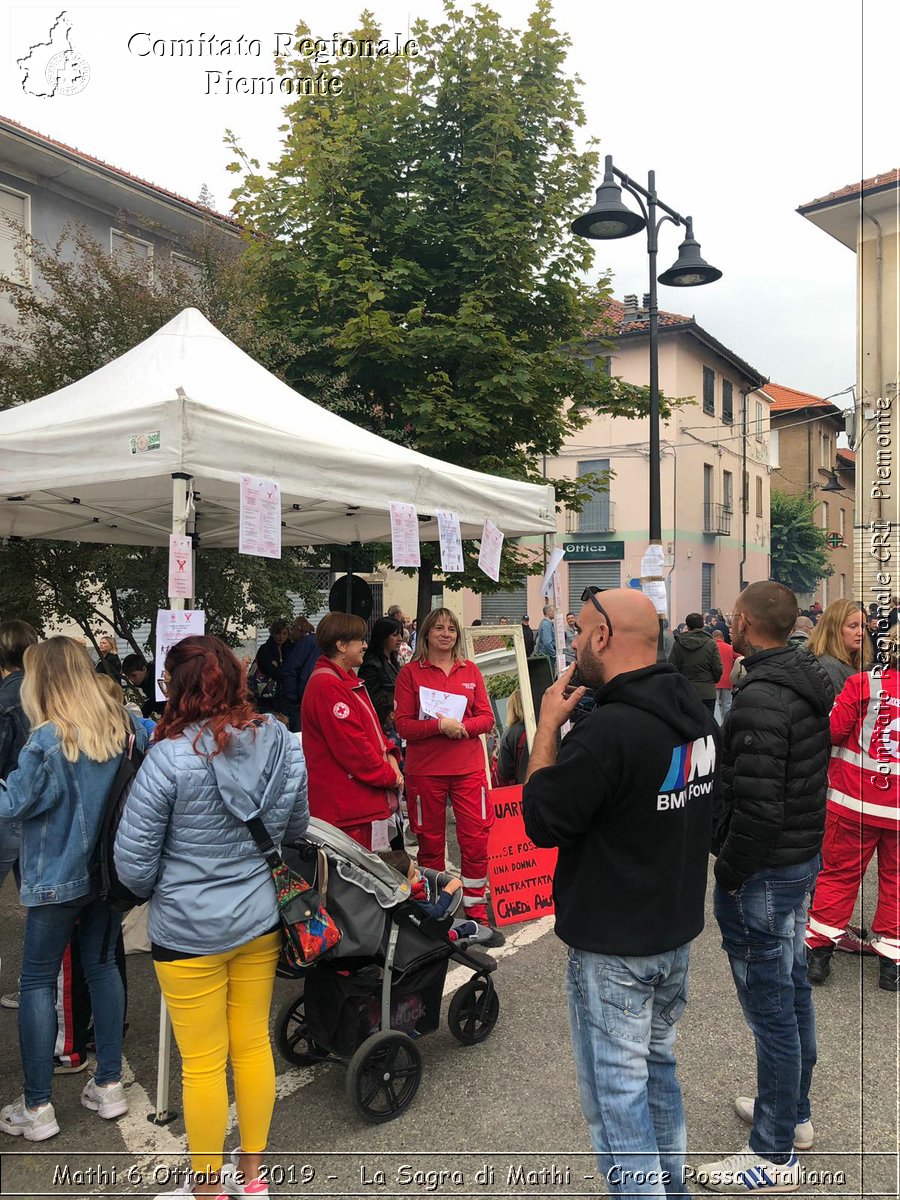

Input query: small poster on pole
[239,474,282,560]
[541,546,565,598]
[436,510,464,573]
[477,519,504,583]
[155,609,205,700]
[389,501,421,568]
[167,535,193,600]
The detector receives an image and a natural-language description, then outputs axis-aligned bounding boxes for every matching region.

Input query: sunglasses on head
[581,586,614,639]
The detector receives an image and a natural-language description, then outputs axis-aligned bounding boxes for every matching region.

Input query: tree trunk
[416,557,434,629]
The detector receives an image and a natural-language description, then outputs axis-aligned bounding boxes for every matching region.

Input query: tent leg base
[148,1109,179,1127]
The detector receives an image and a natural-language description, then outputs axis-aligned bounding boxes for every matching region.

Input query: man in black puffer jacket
[698,581,833,1196]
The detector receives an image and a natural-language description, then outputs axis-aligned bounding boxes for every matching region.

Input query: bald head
[574,588,660,687]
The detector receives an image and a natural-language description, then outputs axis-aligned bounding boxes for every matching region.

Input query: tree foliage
[769,490,834,596]
[226,1,669,606]
[0,223,324,646]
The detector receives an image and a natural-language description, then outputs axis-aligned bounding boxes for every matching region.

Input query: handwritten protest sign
[487,785,557,926]
[155,609,205,700]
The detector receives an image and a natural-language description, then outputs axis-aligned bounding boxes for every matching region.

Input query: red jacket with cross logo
[301,656,398,828]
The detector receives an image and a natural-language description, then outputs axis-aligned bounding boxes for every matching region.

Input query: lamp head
[819,470,844,494]
[658,219,722,287]
[572,160,646,241]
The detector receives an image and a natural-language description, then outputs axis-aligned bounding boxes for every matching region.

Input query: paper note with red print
[436,509,464,572]
[155,609,205,700]
[167,535,193,600]
[389,501,421,568]
[239,473,282,559]
[418,687,467,723]
[477,518,504,582]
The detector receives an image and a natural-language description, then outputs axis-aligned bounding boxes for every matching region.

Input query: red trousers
[807,812,900,962]
[406,772,492,923]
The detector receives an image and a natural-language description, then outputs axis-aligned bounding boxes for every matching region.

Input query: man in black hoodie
[697,581,833,1195]
[523,588,719,1200]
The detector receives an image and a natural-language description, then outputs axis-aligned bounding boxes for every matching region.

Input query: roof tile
[801,167,899,209]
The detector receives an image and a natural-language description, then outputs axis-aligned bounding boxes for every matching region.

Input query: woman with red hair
[115,636,308,1200]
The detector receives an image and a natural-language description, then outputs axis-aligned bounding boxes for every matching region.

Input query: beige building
[453,297,770,626]
[765,383,854,605]
[799,169,899,612]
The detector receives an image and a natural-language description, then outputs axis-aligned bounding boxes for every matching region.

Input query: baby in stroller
[378,850,479,941]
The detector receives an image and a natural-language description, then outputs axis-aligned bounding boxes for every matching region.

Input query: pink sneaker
[225,1150,270,1199]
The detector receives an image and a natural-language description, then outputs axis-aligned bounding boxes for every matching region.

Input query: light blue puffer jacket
[114,716,308,955]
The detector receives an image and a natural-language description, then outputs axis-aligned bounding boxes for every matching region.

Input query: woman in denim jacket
[0,637,145,1142]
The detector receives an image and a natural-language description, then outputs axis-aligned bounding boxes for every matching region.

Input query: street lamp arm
[611,164,688,229]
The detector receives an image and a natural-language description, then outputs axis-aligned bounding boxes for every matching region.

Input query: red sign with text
[487,786,557,927]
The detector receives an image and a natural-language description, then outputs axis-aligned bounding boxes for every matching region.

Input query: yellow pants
[154,930,281,1176]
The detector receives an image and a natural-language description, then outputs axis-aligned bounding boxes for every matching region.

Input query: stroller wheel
[345,1031,422,1124]
[448,977,500,1045]
[275,992,328,1067]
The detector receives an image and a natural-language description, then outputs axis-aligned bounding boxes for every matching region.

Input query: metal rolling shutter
[568,562,621,612]
[480,587,527,623]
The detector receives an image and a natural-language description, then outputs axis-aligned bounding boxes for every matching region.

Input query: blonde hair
[95,673,126,706]
[506,688,524,725]
[808,600,872,670]
[413,608,465,664]
[21,637,130,763]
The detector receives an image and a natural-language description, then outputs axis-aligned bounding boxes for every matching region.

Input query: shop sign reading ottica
[562,538,625,562]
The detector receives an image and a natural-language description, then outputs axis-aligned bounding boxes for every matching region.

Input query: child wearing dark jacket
[379,850,478,940]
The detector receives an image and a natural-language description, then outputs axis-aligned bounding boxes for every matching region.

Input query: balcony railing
[703,502,732,536]
[565,501,616,534]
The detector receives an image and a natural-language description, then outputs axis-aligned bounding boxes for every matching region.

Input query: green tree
[769,490,834,596]
[227,2,672,619]
[0,223,324,646]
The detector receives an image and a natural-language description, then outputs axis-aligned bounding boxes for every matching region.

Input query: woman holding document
[394,608,503,946]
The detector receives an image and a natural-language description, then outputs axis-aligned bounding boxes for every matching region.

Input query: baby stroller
[274,818,500,1123]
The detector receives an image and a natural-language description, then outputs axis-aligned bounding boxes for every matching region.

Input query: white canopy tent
[0,306,556,1125]
[0,307,555,547]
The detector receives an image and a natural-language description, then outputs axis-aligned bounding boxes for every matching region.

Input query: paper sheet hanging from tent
[477,518,504,582]
[167,535,193,600]
[239,474,282,559]
[155,609,206,699]
[436,509,464,572]
[389,501,421,568]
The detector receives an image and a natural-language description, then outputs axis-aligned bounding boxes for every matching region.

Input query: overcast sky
[2,0,897,404]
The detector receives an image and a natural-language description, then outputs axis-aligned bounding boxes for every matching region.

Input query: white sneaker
[695,1147,800,1193]
[0,1096,60,1141]
[153,1178,196,1199]
[0,991,20,1009]
[81,1076,128,1119]
[226,1148,270,1197]
[735,1096,815,1151]
[154,1165,235,1198]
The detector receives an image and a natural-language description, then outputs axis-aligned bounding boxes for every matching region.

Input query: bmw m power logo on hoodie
[657,735,717,810]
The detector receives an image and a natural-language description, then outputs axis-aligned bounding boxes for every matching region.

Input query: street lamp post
[572,155,722,586]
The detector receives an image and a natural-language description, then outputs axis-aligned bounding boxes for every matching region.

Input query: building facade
[799,169,900,610]
[0,114,240,329]
[453,297,770,626]
[766,382,854,606]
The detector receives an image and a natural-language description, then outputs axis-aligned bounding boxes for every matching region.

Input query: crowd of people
[0,580,895,1197]
[522,582,898,1197]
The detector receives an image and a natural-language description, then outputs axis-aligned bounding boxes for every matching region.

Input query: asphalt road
[0,861,896,1200]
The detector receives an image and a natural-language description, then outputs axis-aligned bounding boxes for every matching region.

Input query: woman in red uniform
[806,627,900,990]
[394,608,503,946]
[301,613,402,851]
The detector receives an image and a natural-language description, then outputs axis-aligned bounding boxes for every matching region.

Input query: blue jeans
[567,943,691,1199]
[714,856,819,1159]
[20,894,124,1106]
[0,823,21,889]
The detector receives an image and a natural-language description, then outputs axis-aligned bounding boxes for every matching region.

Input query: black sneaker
[807,947,833,985]
[878,958,900,992]
[482,927,506,949]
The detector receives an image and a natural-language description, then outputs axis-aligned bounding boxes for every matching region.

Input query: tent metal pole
[152,470,194,1125]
